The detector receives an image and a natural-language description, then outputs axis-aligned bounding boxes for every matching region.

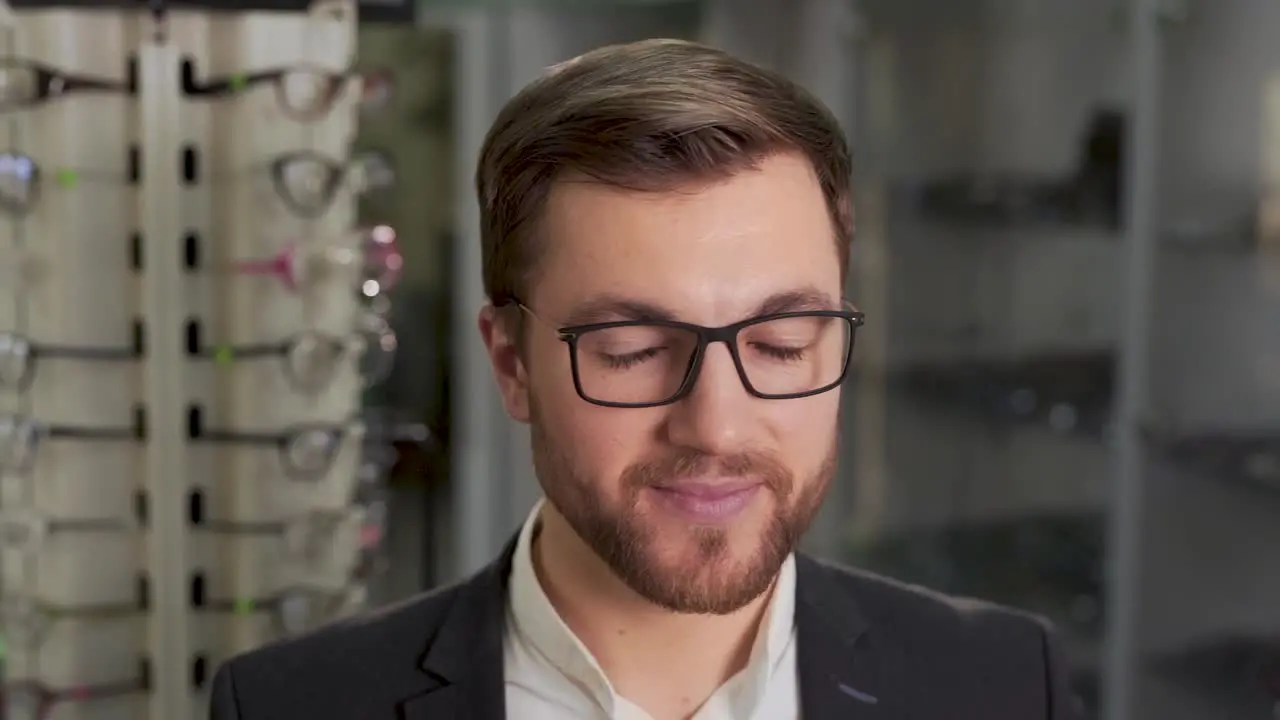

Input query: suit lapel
[395,541,902,720]
[398,535,519,720]
[796,554,901,719]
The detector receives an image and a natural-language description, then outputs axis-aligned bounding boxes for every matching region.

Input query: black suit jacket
[210,536,1083,719]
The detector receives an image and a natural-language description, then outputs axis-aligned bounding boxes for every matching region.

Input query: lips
[649,480,763,500]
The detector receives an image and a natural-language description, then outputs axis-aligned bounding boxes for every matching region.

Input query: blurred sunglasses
[0,57,134,113]
[0,413,144,476]
[181,62,390,122]
[0,593,141,652]
[231,225,403,294]
[186,408,359,482]
[205,582,365,637]
[187,321,396,393]
[0,152,123,217]
[0,331,140,392]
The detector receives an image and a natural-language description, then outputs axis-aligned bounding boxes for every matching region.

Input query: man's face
[483,153,845,615]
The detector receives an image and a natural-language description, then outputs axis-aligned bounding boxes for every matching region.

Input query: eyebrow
[561,286,840,327]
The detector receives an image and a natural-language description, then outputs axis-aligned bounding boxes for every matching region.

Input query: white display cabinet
[0,1,396,718]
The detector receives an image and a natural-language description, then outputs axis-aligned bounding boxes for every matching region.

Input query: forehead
[531,153,842,325]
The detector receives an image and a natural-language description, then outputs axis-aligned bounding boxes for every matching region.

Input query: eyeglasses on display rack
[196,506,379,565]
[203,582,365,638]
[0,593,142,651]
[230,226,402,295]
[512,300,865,408]
[204,150,394,219]
[0,57,135,113]
[0,413,144,476]
[0,507,136,557]
[180,60,391,123]
[0,152,129,218]
[0,672,147,720]
[186,321,396,394]
[0,332,140,393]
[185,407,358,482]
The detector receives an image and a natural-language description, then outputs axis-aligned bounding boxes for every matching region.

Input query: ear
[478,304,531,423]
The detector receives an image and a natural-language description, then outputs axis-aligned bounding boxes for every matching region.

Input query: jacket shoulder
[801,555,1080,718]
[210,580,465,718]
[803,553,1057,636]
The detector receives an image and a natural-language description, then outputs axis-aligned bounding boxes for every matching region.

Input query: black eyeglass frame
[519,303,866,409]
[0,57,135,113]
[181,63,356,123]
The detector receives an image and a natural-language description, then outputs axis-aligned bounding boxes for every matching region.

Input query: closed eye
[751,343,808,362]
[599,347,663,370]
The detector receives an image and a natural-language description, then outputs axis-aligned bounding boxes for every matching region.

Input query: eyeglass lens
[274,154,340,216]
[573,314,853,405]
[0,153,37,215]
[0,64,39,109]
[275,68,345,119]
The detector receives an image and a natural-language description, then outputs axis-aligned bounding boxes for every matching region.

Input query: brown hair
[475,38,853,307]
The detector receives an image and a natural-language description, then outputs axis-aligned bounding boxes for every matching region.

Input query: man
[210,39,1082,720]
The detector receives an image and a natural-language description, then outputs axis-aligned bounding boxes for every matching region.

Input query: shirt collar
[507,499,797,716]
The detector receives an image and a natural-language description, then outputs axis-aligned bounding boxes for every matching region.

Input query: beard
[529,405,836,616]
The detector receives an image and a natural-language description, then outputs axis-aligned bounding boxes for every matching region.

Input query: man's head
[477,39,856,615]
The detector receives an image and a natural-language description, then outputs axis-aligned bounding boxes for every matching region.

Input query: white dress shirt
[503,500,801,720]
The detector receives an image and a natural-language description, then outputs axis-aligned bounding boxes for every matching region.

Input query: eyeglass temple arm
[189,428,284,446]
[43,423,143,441]
[181,69,277,96]
[31,343,139,360]
[199,518,286,535]
[190,340,290,360]
[59,73,131,93]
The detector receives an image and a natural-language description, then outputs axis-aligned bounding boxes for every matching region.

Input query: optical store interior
[0,0,1276,718]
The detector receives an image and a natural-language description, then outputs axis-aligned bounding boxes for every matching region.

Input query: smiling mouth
[647,480,764,522]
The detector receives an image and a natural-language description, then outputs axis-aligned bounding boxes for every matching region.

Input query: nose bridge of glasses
[670,325,750,406]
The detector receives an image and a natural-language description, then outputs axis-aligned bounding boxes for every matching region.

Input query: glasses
[265,150,394,219]
[197,506,378,565]
[0,153,122,217]
[0,674,146,720]
[0,508,135,556]
[0,414,143,476]
[186,411,358,482]
[189,325,396,394]
[0,332,139,392]
[208,150,393,219]
[204,583,365,637]
[0,593,141,651]
[521,304,865,408]
[182,62,378,122]
[0,57,133,113]
[231,227,403,296]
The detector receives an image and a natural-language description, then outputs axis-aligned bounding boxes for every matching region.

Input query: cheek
[772,392,841,468]
[529,348,657,496]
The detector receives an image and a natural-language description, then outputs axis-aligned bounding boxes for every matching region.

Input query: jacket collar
[399,535,894,720]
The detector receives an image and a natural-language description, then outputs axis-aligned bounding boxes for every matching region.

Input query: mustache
[621,448,794,495]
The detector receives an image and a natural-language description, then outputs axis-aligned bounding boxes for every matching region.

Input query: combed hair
[475,38,853,306]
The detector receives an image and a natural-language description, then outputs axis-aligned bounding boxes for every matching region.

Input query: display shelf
[0,0,383,717]
[0,7,148,720]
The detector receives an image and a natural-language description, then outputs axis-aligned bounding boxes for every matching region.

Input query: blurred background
[356,0,1278,718]
[1,0,1277,718]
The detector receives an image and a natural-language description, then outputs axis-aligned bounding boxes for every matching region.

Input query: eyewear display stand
[0,1,376,719]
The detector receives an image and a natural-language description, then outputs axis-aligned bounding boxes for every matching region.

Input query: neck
[532,503,778,712]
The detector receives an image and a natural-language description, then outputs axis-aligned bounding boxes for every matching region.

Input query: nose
[664,341,753,455]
